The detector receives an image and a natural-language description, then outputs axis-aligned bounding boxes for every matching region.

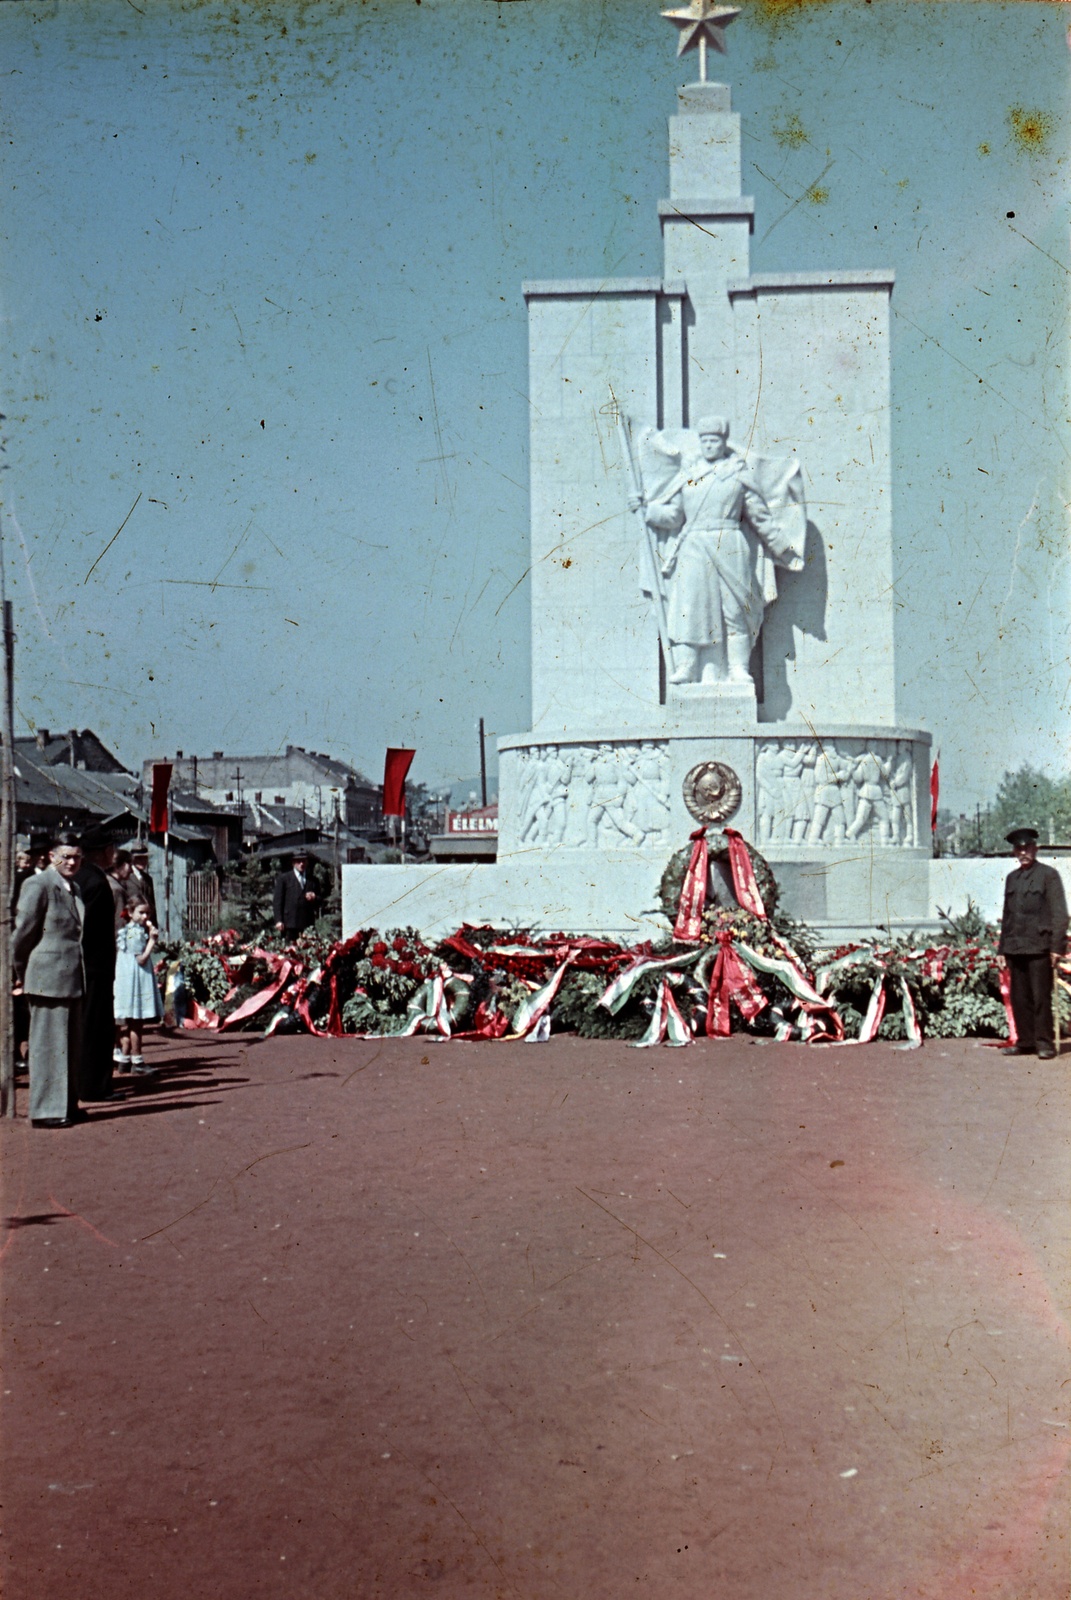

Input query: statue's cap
[694,414,730,436]
[1005,826,1039,846]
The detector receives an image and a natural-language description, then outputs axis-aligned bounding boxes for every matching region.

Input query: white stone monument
[343,2,933,941]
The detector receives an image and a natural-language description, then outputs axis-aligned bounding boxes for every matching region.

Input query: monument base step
[343,848,942,944]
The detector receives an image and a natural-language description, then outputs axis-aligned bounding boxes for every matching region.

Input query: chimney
[212,751,223,760]
[176,750,183,760]
[35,728,49,749]
[69,728,78,766]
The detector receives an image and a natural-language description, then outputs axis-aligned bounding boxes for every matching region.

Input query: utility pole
[333,795,341,899]
[0,601,14,1117]
[478,717,488,809]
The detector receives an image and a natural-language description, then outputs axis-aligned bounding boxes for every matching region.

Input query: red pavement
[1,1029,1069,1599]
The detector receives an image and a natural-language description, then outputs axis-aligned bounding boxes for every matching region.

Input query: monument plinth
[343,24,932,942]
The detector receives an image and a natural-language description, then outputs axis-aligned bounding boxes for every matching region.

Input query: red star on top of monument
[661,1,740,59]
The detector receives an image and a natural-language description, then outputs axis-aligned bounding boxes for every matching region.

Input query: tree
[977,766,1071,853]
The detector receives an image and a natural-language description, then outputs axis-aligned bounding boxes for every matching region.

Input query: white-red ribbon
[674,827,709,942]
[703,931,769,1037]
[723,828,766,918]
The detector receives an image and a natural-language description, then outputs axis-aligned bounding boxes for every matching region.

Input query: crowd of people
[12,833,162,1127]
[10,834,322,1127]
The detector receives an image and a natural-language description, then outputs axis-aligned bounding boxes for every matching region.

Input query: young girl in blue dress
[114,899,163,1074]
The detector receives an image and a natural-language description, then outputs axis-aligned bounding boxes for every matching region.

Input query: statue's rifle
[609,387,671,668]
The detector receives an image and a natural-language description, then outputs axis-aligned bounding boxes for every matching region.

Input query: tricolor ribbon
[857,975,887,1042]
[674,826,709,942]
[511,953,577,1037]
[599,948,702,1015]
[630,977,692,1048]
[734,933,845,1043]
[857,971,922,1045]
[398,970,472,1038]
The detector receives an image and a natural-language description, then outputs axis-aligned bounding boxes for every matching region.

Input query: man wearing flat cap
[997,827,1068,1059]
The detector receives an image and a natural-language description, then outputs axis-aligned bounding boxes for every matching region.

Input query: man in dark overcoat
[272,850,320,938]
[126,846,158,924]
[998,827,1069,1060]
[74,836,119,1100]
[13,833,85,1126]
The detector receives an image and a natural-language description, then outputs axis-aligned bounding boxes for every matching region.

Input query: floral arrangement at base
[154,895,1034,1049]
[153,832,1057,1047]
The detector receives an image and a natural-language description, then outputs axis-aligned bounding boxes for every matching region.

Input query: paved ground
[1,1028,1069,1599]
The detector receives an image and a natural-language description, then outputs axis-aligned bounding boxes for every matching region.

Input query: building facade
[141,747,381,834]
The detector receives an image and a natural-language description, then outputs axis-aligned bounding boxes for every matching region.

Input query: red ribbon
[219,960,294,1031]
[705,931,768,1037]
[998,964,1018,1045]
[453,1000,512,1041]
[181,996,221,1030]
[723,828,766,918]
[674,827,709,942]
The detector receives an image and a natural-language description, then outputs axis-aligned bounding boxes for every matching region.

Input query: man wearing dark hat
[126,845,157,924]
[272,850,319,938]
[997,827,1069,1060]
[74,835,119,1099]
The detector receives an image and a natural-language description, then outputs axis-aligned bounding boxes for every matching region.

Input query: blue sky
[1,0,1067,811]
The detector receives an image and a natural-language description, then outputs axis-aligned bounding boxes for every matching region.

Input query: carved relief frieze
[502,740,670,851]
[755,737,918,848]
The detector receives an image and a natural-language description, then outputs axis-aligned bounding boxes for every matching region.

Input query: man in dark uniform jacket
[272,850,320,938]
[998,827,1069,1060]
[74,837,119,1100]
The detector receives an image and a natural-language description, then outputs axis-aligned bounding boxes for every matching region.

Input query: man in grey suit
[13,833,86,1127]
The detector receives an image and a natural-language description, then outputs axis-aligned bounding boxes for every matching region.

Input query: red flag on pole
[383,748,415,817]
[929,756,939,832]
[150,762,172,835]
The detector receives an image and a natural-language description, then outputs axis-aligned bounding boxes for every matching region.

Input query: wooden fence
[185,867,221,936]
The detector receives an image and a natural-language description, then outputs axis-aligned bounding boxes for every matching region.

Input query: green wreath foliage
[160,875,1036,1043]
[175,945,233,1012]
[658,836,780,924]
[553,969,664,1040]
